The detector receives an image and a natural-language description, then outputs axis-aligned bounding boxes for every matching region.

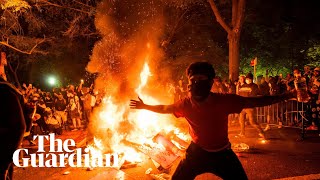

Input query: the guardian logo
[13,134,119,168]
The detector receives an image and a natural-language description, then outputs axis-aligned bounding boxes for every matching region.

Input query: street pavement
[13,124,320,180]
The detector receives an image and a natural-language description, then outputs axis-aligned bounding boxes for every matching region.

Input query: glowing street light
[48,76,56,86]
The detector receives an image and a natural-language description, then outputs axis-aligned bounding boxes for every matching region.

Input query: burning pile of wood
[122,130,189,170]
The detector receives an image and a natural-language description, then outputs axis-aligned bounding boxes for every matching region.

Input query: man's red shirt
[173,93,244,151]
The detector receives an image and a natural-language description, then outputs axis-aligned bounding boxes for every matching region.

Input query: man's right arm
[130,98,175,114]
[142,104,175,114]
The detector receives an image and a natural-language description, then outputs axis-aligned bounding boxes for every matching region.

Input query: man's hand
[130,97,175,114]
[130,97,146,109]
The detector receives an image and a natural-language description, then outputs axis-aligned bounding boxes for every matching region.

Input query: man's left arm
[241,92,295,109]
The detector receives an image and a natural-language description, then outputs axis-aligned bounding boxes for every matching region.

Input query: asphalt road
[13,126,320,180]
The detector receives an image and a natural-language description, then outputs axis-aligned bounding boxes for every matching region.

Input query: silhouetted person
[259,77,270,96]
[0,77,26,180]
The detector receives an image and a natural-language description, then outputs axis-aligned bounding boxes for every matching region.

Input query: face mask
[245,79,252,84]
[188,80,211,101]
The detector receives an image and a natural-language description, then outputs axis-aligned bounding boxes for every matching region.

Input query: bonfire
[87,46,190,170]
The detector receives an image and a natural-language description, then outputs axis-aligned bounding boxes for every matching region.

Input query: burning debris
[85,62,190,170]
[63,171,70,175]
[145,168,171,180]
[232,143,250,152]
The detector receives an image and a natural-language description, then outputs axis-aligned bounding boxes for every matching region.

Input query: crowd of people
[171,65,320,137]
[20,81,99,145]
[1,61,319,180]
[16,65,320,146]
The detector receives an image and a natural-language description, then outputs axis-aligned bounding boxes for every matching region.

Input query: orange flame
[135,61,151,96]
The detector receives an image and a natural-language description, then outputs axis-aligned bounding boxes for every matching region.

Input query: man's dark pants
[172,142,248,180]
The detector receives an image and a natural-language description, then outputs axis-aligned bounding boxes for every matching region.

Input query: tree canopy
[1,0,319,87]
[0,0,99,87]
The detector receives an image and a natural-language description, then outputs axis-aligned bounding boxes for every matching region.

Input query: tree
[238,0,320,77]
[305,42,320,67]
[0,0,99,87]
[208,0,245,81]
[160,3,227,80]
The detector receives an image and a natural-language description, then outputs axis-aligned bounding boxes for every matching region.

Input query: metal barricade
[255,100,309,128]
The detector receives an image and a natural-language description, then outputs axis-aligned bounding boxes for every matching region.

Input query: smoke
[87,0,166,99]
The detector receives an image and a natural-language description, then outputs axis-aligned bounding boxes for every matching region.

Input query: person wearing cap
[237,73,265,139]
[130,62,296,180]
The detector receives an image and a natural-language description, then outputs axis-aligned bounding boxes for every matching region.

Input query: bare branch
[28,38,46,54]
[63,15,81,38]
[15,60,19,73]
[208,0,232,34]
[175,10,194,32]
[174,9,189,32]
[5,22,18,34]
[72,0,93,8]
[166,9,189,44]
[24,12,46,31]
[80,32,100,37]
[3,10,23,34]
[37,0,92,15]
[0,38,46,55]
[8,61,14,73]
